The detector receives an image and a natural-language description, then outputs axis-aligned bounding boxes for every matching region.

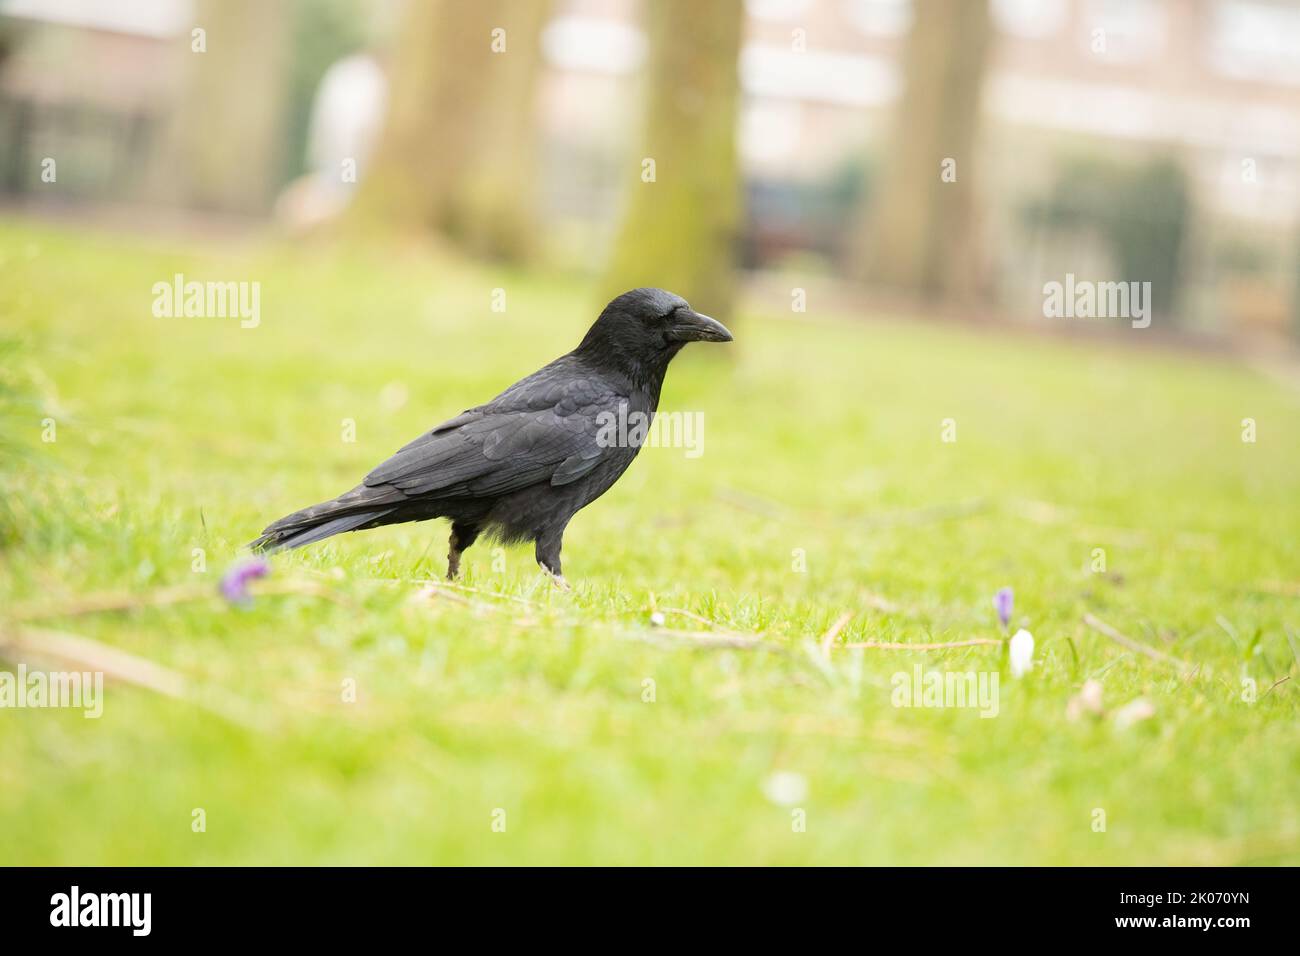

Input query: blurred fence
[0,94,157,200]
[3,0,1299,342]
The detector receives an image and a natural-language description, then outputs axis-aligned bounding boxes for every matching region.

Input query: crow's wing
[363,362,624,499]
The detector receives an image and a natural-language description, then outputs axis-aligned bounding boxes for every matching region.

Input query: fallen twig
[412,578,543,610]
[10,584,214,620]
[1261,675,1292,699]
[860,592,905,614]
[0,626,261,729]
[820,611,853,656]
[835,638,1002,651]
[9,579,348,621]
[1082,613,1194,674]
[0,626,186,697]
[621,626,776,651]
[411,584,480,609]
[659,607,764,642]
[661,606,724,629]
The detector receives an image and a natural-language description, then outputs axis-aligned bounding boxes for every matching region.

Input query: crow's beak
[667,309,733,343]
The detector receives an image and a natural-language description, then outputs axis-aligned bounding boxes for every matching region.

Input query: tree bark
[349,0,550,261]
[602,0,745,321]
[853,0,992,302]
[167,0,292,214]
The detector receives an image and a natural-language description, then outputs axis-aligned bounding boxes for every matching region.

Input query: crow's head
[579,288,733,369]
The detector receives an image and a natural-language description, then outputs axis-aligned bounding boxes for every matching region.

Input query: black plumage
[249,288,732,583]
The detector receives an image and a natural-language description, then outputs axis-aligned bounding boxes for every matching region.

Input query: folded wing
[364,362,623,500]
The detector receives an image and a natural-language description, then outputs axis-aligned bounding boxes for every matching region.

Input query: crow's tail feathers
[247,495,398,553]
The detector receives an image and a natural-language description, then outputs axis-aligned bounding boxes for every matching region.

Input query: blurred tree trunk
[1293,226,1300,341]
[349,0,550,261]
[853,0,992,301]
[602,0,744,320]
[167,0,292,213]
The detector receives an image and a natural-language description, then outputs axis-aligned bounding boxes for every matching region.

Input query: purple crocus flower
[993,587,1013,629]
[219,557,270,606]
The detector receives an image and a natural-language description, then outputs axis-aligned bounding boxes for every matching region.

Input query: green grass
[1,218,1297,865]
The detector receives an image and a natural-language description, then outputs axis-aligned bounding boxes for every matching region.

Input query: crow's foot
[540,566,570,591]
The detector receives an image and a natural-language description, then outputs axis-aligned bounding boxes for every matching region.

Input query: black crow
[249,288,732,585]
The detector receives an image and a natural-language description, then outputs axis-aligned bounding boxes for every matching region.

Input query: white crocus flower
[1009,628,1035,678]
[1113,697,1156,729]
[1067,678,1105,721]
[761,771,808,807]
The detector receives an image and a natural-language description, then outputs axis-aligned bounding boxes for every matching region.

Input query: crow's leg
[535,525,570,590]
[447,522,481,580]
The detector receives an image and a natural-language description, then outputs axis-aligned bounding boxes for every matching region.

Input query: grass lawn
[1,218,1297,865]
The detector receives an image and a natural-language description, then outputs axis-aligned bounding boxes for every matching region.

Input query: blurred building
[3,0,1298,334]
[540,0,1300,334]
[0,0,189,199]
